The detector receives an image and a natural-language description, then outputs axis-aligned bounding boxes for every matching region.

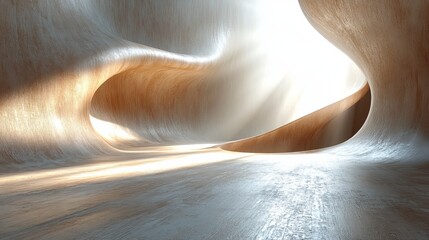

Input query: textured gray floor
[1,149,428,239]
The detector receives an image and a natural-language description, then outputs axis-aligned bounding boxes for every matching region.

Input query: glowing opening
[256,0,365,121]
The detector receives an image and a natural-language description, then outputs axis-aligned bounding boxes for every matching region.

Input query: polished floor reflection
[1,147,428,239]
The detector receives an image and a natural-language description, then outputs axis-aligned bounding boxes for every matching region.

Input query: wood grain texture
[222,84,370,153]
[1,0,427,162]
[0,0,243,163]
[299,0,429,159]
[1,1,429,239]
[0,0,368,163]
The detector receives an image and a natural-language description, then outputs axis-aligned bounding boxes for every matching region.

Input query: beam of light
[90,115,142,142]
[153,144,217,152]
[0,149,251,195]
[115,144,219,154]
[85,0,366,144]
[256,0,366,122]
[0,149,339,197]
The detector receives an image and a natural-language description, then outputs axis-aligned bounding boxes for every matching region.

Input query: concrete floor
[1,147,428,239]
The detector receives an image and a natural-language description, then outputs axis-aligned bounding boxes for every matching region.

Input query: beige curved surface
[221,83,370,153]
[299,0,429,160]
[0,0,426,160]
[0,0,368,164]
[0,0,237,163]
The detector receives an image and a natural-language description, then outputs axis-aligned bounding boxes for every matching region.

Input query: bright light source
[0,149,250,194]
[257,0,365,121]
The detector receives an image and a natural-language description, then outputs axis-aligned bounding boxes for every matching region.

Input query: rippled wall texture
[0,0,428,163]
